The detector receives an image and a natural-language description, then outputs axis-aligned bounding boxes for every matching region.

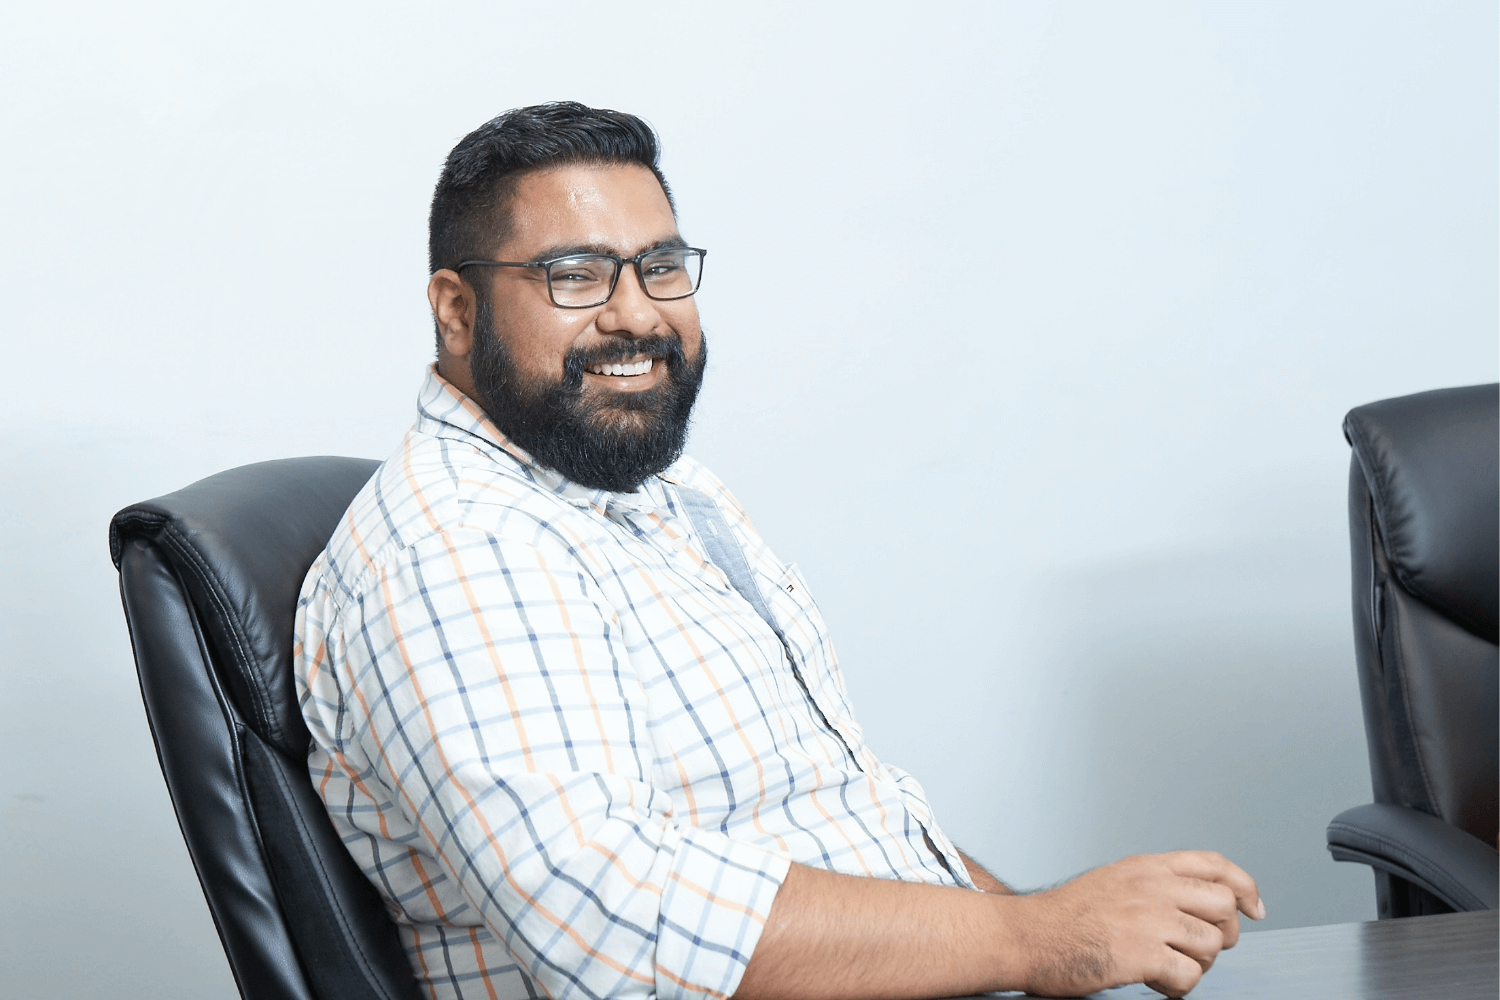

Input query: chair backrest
[110,456,420,1000]
[1345,384,1499,853]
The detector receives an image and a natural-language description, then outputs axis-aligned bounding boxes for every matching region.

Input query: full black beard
[468,295,707,493]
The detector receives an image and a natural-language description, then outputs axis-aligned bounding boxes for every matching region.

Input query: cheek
[501,307,592,377]
[667,305,703,349]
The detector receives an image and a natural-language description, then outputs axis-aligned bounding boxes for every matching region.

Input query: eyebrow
[526,235,688,264]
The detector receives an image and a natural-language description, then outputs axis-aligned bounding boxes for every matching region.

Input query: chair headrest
[111,456,380,756]
[1345,383,1498,644]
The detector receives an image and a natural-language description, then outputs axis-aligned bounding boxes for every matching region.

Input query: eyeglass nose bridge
[596,254,638,308]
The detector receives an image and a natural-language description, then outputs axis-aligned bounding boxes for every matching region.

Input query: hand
[1015,851,1264,998]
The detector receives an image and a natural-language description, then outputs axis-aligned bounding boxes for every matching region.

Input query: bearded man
[294,102,1263,1000]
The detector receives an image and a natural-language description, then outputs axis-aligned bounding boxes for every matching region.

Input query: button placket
[663,518,732,593]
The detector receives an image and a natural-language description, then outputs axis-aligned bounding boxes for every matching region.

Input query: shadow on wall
[1019,536,1377,929]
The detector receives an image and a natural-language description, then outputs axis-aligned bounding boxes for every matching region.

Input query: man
[295,102,1263,1000]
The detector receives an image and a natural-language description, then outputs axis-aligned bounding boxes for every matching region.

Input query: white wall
[1,3,1494,997]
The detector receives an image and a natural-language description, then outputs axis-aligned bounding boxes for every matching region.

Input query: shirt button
[671,534,688,552]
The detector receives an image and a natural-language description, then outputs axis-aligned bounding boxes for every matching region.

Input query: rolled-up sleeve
[336,526,790,1000]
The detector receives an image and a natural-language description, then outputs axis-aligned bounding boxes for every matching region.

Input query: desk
[981,910,1498,999]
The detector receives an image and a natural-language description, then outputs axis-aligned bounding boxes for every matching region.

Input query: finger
[1160,912,1224,973]
[1219,910,1242,950]
[1143,946,1204,999]
[1172,877,1242,949]
[1166,851,1266,921]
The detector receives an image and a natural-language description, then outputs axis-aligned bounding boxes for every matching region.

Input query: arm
[342,528,788,1000]
[734,852,1265,1000]
[958,847,1014,894]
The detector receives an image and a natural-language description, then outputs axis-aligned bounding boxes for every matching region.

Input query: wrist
[984,888,1040,992]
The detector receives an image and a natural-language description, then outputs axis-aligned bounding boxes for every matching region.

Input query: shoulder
[309,429,596,606]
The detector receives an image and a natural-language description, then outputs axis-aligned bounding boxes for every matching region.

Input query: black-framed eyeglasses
[457,247,707,309]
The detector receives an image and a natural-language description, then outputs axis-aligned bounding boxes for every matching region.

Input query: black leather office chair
[1326,383,1499,918]
[110,457,422,1000]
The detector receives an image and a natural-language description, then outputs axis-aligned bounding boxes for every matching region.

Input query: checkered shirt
[294,367,975,1000]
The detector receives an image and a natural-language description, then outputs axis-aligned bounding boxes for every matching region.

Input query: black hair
[427,101,674,277]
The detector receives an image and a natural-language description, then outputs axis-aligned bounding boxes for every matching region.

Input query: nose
[595,262,664,337]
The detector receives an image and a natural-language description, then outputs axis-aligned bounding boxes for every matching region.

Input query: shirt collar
[415,364,674,515]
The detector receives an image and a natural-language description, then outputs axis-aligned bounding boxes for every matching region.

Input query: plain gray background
[1,2,1495,997]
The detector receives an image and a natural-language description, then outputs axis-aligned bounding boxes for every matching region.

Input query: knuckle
[1160,952,1203,993]
[1182,914,1218,947]
[1178,954,1205,987]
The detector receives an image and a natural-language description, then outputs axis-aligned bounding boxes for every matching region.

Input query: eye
[641,250,689,277]
[550,257,611,283]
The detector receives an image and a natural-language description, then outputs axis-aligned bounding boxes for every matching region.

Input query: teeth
[589,359,654,377]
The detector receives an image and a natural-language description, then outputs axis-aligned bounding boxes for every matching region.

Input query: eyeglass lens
[548,249,703,306]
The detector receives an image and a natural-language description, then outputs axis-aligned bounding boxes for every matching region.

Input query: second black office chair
[1326,383,1499,918]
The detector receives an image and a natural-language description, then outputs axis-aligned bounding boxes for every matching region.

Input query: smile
[588,359,654,377]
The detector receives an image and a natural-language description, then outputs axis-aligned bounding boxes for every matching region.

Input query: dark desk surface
[983,909,1498,1000]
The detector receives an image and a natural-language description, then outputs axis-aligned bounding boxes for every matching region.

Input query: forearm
[733,851,1266,1000]
[733,862,1028,1000]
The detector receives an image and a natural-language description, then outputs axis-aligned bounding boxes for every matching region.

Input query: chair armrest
[1327,803,1499,912]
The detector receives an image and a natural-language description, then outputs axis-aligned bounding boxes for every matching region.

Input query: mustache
[561,334,686,384]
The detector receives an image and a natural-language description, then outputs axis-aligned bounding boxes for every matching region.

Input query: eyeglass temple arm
[455,260,542,271]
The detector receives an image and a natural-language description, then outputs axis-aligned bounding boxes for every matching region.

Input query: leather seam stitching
[110,509,169,567]
[1386,598,1441,819]
[158,522,284,747]
[1326,822,1482,908]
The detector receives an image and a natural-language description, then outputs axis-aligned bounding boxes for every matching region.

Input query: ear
[428,268,476,359]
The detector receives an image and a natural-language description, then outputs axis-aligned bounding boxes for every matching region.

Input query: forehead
[502,163,678,257]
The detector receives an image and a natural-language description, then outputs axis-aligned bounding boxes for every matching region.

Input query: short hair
[428,101,675,276]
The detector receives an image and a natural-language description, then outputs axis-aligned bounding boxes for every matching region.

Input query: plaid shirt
[295,367,975,1000]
